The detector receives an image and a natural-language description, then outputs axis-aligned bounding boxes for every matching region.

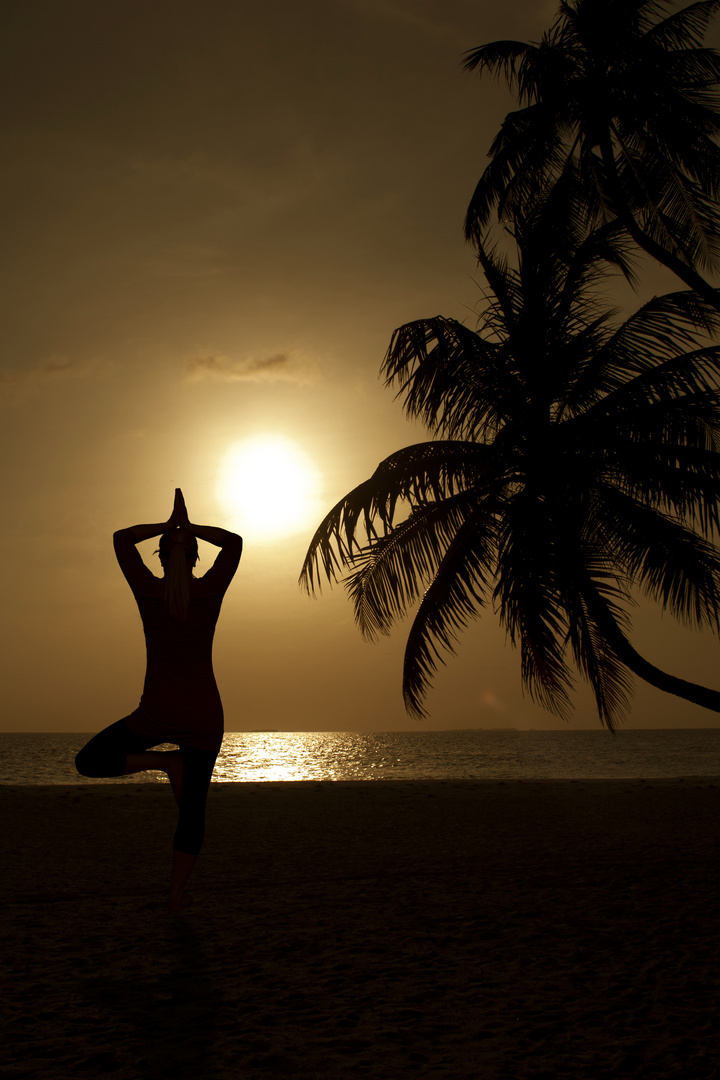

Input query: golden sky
[2,0,718,732]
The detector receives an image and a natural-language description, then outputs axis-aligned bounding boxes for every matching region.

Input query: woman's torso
[133,578,225,748]
[115,539,240,752]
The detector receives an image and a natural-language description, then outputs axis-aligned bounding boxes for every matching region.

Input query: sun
[217,436,323,540]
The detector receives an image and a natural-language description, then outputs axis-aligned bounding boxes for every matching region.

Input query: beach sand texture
[2,779,719,1079]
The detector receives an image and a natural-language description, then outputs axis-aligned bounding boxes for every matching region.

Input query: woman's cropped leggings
[75,718,218,855]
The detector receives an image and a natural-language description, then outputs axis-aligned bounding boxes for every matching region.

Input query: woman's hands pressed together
[169,488,190,531]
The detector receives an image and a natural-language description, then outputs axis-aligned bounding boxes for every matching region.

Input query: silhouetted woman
[75,489,242,910]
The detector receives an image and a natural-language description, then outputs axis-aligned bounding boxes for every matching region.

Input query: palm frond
[462,40,537,96]
[648,0,720,50]
[382,317,525,440]
[565,292,720,413]
[401,513,498,718]
[566,575,635,730]
[473,235,520,334]
[556,536,637,729]
[464,103,568,239]
[492,495,576,717]
[299,441,497,593]
[344,492,487,641]
[592,484,720,628]
[612,443,720,534]
[557,219,638,314]
[635,154,720,268]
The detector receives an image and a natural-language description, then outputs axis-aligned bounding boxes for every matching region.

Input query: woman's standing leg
[169,747,217,911]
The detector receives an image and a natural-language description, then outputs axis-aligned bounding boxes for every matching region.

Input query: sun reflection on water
[213,732,405,783]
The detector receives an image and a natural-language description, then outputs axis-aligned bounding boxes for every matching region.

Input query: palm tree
[300,200,720,728]
[463,0,720,308]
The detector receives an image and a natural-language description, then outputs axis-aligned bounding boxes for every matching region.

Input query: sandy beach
[2,778,719,1079]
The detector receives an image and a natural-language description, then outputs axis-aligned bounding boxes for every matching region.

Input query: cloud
[186,351,316,385]
[0,357,98,396]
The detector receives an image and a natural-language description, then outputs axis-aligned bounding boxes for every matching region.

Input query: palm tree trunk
[585,585,720,715]
[599,137,720,313]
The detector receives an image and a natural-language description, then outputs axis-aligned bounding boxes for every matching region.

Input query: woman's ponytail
[164,542,191,623]
[158,530,198,623]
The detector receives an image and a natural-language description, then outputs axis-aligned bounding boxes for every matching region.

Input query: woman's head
[158,528,199,572]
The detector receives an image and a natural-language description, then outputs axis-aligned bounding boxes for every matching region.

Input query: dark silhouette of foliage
[301,2,720,725]
[301,196,720,727]
[464,0,720,307]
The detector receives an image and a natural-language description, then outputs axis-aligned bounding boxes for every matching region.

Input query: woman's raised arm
[113,521,172,546]
[183,522,243,549]
[113,490,184,547]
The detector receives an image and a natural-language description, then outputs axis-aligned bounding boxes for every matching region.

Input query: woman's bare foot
[169,891,194,912]
[165,751,184,803]
[170,850,198,910]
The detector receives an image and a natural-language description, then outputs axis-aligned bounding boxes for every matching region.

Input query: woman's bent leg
[75,719,155,777]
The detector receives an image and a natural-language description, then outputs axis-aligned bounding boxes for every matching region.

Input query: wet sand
[2,779,720,1079]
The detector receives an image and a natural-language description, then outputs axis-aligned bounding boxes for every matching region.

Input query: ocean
[1,728,720,784]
